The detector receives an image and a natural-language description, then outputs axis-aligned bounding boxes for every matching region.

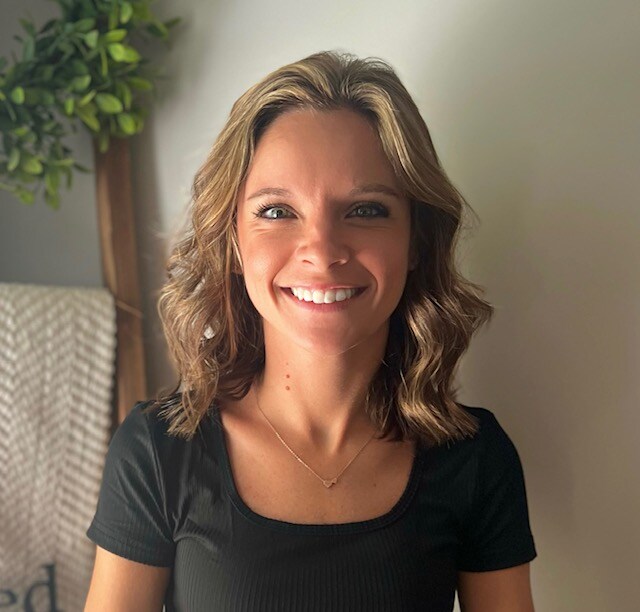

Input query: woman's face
[236,108,412,356]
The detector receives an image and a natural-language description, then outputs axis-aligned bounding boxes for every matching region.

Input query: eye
[348,202,390,218]
[253,204,294,219]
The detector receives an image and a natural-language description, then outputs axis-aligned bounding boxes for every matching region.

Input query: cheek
[368,231,411,275]
[240,235,286,294]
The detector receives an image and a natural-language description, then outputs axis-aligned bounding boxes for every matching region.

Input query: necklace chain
[254,389,377,489]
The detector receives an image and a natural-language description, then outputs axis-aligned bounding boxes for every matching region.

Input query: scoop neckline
[209,406,424,535]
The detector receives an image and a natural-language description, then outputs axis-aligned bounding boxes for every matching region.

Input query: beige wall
[2,0,638,609]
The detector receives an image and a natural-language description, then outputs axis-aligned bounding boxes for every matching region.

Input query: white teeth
[289,287,358,304]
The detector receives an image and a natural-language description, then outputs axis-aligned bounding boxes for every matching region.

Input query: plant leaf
[39,64,56,80]
[50,158,74,167]
[63,97,75,115]
[115,80,132,110]
[23,37,35,62]
[43,120,58,133]
[123,46,141,63]
[77,107,100,132]
[45,168,60,194]
[84,30,99,49]
[22,156,43,175]
[103,29,127,43]
[99,49,108,77]
[164,17,182,30]
[108,43,140,63]
[40,19,57,34]
[108,5,119,31]
[71,59,89,75]
[147,21,168,39]
[75,18,96,33]
[95,93,123,114]
[107,43,125,61]
[10,87,25,104]
[117,112,136,135]
[127,76,152,91]
[72,75,92,92]
[20,19,36,37]
[120,2,134,24]
[78,90,96,107]
[12,125,30,137]
[7,148,20,172]
[17,188,35,205]
[45,189,60,209]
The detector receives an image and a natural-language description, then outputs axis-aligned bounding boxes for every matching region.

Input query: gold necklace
[254,389,377,489]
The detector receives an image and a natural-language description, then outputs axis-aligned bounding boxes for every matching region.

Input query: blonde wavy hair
[147,50,494,448]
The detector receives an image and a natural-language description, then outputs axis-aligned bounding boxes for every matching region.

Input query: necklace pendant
[322,478,338,488]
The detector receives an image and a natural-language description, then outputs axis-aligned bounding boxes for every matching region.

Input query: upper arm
[457,563,534,612]
[84,546,171,612]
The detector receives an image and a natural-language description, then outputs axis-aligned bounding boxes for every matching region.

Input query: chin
[290,327,385,358]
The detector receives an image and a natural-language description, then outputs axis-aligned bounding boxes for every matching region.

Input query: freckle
[285,386,290,391]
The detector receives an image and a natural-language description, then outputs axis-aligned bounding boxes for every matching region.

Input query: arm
[84,546,171,612]
[457,562,534,612]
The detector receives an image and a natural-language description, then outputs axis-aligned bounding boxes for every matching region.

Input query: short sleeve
[458,411,537,572]
[86,402,175,567]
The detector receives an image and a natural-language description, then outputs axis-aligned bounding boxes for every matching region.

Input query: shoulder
[458,403,500,429]
[107,399,172,464]
[109,394,215,475]
[427,403,527,494]
[456,403,519,452]
[118,393,216,443]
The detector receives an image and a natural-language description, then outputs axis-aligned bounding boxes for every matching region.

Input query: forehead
[240,108,401,199]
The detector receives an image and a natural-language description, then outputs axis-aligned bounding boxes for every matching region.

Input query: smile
[289,287,363,304]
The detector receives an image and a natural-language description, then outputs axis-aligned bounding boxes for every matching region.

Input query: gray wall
[2,1,639,609]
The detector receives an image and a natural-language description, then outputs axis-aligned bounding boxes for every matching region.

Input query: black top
[87,399,537,611]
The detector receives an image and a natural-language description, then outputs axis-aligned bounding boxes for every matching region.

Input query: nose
[295,217,350,270]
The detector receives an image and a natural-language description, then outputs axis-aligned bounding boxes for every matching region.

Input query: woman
[85,51,537,611]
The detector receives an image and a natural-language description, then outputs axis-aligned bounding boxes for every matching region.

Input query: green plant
[0,0,179,208]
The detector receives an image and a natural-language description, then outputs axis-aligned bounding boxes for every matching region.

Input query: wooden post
[93,137,147,426]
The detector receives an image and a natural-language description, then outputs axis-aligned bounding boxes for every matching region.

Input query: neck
[253,323,389,456]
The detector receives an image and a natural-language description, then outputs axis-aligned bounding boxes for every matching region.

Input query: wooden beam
[93,137,147,426]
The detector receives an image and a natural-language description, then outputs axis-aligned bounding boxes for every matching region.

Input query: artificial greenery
[0,0,179,208]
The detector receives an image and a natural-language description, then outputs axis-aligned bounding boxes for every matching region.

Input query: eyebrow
[246,183,402,201]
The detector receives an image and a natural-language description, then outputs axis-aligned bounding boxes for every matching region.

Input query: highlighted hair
[148,50,493,447]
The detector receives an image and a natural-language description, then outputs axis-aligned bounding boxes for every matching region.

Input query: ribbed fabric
[87,398,537,611]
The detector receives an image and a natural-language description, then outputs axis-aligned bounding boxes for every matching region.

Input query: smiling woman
[84,51,537,612]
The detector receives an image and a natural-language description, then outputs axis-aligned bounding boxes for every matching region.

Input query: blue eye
[254,204,292,219]
[349,203,389,218]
